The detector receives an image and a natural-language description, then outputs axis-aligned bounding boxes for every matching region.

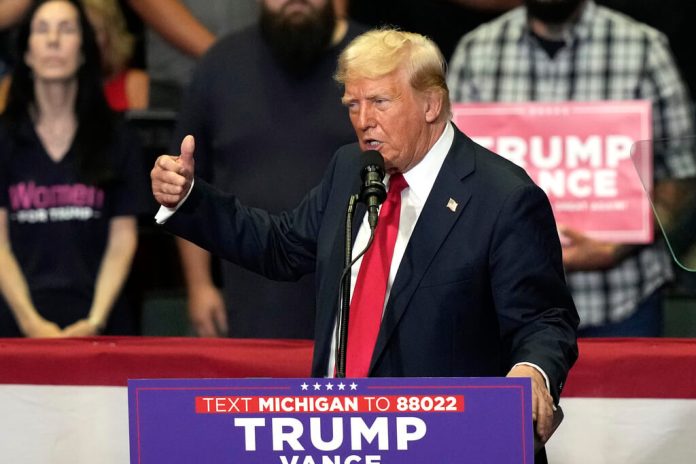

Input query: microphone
[359,150,387,230]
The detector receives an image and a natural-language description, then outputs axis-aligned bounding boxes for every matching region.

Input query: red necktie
[346,173,408,377]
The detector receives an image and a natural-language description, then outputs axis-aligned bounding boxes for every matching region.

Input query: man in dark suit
[151,28,579,456]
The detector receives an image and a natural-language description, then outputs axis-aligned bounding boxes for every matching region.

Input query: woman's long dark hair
[4,0,116,185]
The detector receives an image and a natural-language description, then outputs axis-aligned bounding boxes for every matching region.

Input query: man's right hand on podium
[507,364,555,443]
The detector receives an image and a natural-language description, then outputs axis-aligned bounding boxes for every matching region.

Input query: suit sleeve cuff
[513,361,555,407]
[154,179,195,224]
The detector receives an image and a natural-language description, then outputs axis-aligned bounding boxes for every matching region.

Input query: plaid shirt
[447,1,696,328]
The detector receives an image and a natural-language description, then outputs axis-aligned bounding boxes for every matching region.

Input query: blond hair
[335,28,450,118]
[81,0,134,75]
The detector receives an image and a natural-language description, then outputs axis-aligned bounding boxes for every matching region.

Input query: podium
[129,377,533,463]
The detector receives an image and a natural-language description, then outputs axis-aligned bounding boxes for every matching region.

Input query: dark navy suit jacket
[165,126,579,402]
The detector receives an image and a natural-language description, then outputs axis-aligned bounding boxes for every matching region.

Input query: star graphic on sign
[300,382,309,391]
[349,382,358,390]
[313,382,322,390]
[337,382,346,391]
[325,382,334,390]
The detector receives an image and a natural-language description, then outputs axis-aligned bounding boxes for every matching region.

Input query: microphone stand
[335,194,358,378]
[335,195,377,378]
[335,151,385,378]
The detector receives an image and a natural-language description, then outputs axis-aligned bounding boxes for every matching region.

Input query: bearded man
[171,0,365,338]
[448,0,696,339]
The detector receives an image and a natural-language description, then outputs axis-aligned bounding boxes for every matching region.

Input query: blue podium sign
[128,377,532,464]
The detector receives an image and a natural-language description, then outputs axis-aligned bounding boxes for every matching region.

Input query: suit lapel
[369,130,477,372]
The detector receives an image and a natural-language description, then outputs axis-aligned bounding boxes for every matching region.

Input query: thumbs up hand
[151,135,196,208]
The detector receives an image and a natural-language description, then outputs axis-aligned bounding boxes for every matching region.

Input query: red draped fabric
[0,337,313,386]
[1,337,695,399]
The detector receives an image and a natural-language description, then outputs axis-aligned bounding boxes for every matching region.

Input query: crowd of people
[0,0,693,344]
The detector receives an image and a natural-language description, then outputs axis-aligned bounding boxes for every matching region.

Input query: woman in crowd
[0,0,149,337]
[82,0,148,111]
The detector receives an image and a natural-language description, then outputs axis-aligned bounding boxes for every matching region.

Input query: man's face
[524,0,586,25]
[342,69,436,174]
[260,0,335,74]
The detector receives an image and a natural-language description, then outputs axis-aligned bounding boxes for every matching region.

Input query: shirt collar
[391,122,454,205]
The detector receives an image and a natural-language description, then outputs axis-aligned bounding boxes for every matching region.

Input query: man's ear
[424,89,444,123]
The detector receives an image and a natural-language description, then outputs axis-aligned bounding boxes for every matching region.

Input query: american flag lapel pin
[446,198,458,212]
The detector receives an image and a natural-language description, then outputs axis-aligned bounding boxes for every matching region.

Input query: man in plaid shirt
[448,0,696,336]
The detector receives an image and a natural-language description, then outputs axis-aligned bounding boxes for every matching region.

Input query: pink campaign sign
[453,101,653,243]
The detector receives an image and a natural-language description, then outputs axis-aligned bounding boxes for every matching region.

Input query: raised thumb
[179,135,195,168]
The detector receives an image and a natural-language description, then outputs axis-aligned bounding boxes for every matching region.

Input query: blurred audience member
[127,0,258,109]
[332,0,348,18]
[348,0,521,60]
[448,0,696,337]
[0,74,9,113]
[599,0,696,97]
[82,0,148,111]
[172,0,364,338]
[0,0,32,111]
[0,0,32,69]
[0,0,31,30]
[0,0,150,337]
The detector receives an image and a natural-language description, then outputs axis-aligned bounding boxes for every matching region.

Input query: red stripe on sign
[1,337,696,399]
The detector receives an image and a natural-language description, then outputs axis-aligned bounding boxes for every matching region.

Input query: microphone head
[360,150,385,181]
[359,150,387,208]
